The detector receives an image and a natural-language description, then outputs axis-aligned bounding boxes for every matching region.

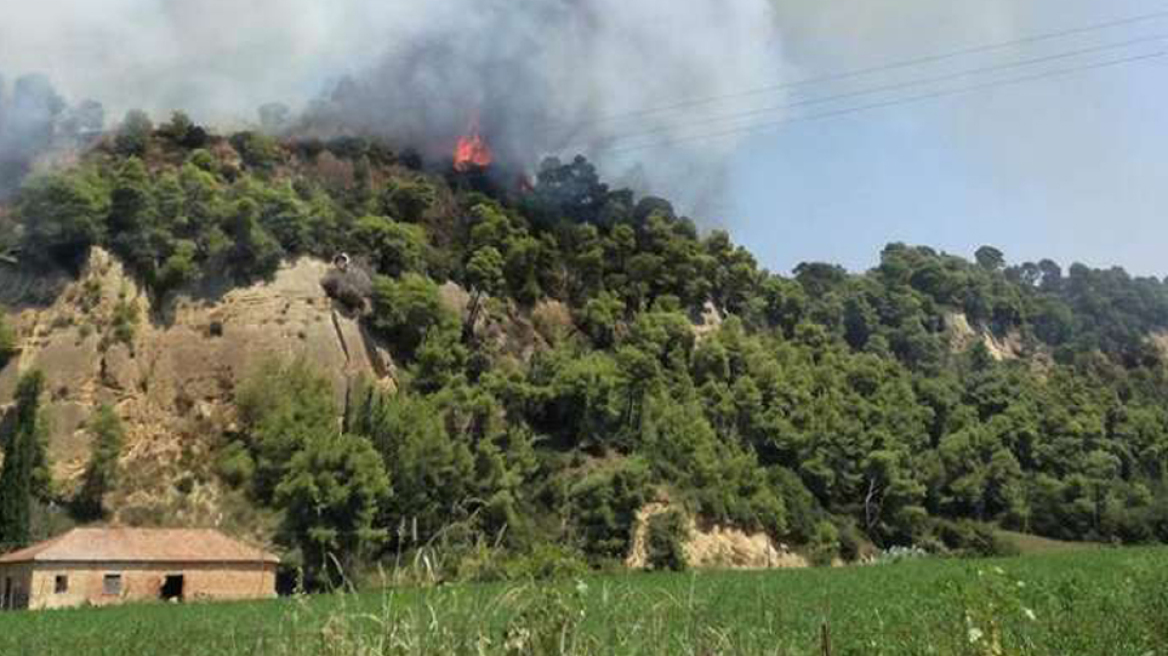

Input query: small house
[0,528,278,610]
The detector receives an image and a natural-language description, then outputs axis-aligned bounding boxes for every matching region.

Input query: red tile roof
[0,528,279,565]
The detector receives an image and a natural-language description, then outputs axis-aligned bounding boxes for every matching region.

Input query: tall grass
[1,547,1165,655]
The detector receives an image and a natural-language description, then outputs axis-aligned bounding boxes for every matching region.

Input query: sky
[725,0,1168,277]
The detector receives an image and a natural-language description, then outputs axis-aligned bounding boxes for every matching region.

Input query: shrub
[0,312,15,368]
[114,110,153,157]
[644,509,689,571]
[567,459,651,560]
[230,131,283,170]
[72,405,125,521]
[370,273,456,359]
[935,519,1021,557]
[214,442,256,488]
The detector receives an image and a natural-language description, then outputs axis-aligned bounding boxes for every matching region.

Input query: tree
[349,388,474,546]
[236,358,340,500]
[370,273,456,359]
[18,171,110,266]
[0,371,45,550]
[464,246,505,341]
[0,312,15,369]
[275,432,389,586]
[354,215,428,277]
[73,405,125,521]
[378,178,436,223]
[114,110,153,157]
[974,246,1006,271]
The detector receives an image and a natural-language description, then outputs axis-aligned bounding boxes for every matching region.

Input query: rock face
[944,312,1024,361]
[0,249,395,519]
[626,503,809,570]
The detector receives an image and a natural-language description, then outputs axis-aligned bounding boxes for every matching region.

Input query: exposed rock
[0,249,396,515]
[944,312,1024,361]
[626,503,808,570]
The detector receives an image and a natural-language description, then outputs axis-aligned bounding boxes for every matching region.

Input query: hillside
[2,113,1168,581]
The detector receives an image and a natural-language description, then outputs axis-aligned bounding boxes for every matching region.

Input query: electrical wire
[597,49,1167,155]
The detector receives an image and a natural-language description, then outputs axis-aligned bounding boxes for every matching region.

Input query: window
[54,575,68,594]
[103,574,122,596]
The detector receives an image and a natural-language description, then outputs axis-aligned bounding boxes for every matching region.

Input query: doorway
[160,574,184,602]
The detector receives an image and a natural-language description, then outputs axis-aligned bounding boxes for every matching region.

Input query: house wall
[0,563,33,610]
[25,561,277,610]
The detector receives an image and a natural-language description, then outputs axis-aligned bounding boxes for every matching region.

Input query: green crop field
[1,547,1166,656]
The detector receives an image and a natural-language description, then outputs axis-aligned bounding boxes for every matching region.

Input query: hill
[2,112,1168,580]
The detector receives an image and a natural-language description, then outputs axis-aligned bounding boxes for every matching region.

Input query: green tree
[114,110,153,157]
[73,405,125,521]
[0,313,15,369]
[275,432,390,585]
[18,171,110,266]
[974,245,1006,271]
[0,371,46,550]
[370,273,457,359]
[355,215,428,277]
[236,358,339,500]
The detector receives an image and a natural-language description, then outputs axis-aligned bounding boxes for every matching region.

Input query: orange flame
[454,119,493,172]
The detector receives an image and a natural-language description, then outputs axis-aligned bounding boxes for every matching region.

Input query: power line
[543,7,1168,134]
[598,49,1167,155]
[583,33,1168,147]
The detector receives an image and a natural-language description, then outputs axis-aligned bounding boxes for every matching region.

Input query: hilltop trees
[10,121,1168,574]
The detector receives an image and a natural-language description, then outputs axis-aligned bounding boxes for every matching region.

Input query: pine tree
[73,405,125,521]
[0,371,45,551]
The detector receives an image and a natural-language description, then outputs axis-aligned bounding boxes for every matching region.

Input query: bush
[457,543,590,583]
[114,110,153,157]
[215,442,256,488]
[644,509,689,572]
[567,459,651,560]
[230,131,283,170]
[370,273,456,359]
[0,312,16,368]
[935,519,1021,557]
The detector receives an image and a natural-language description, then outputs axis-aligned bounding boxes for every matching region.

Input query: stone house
[0,528,278,610]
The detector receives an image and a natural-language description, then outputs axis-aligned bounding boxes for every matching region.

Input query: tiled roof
[0,528,279,565]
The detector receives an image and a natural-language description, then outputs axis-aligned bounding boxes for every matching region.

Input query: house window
[103,574,122,595]
[54,575,68,594]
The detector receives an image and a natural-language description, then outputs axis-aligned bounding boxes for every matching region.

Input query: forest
[3,110,1168,583]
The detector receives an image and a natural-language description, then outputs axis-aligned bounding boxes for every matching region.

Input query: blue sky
[725,0,1168,277]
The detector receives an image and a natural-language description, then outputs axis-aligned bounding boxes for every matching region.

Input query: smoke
[0,0,786,212]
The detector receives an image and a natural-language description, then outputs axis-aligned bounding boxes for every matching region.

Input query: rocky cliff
[0,249,395,524]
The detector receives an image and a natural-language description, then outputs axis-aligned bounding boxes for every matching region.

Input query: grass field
[1,547,1166,655]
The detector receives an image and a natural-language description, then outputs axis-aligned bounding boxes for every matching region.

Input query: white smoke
[0,0,786,211]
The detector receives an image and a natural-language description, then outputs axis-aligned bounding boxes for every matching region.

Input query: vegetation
[7,117,1168,578]
[72,404,126,521]
[0,311,15,368]
[0,371,48,551]
[0,547,1165,654]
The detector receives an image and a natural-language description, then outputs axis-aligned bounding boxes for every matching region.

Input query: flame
[454,119,493,172]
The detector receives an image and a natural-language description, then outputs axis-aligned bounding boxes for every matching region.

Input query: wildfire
[453,119,493,172]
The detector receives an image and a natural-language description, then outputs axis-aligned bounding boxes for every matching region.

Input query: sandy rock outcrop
[944,312,1024,361]
[626,503,808,570]
[0,249,396,494]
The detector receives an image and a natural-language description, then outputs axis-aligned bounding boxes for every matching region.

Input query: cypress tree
[0,370,45,551]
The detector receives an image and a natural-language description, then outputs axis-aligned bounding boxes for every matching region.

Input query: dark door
[161,574,184,601]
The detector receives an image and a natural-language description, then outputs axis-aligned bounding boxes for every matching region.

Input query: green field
[1,548,1166,655]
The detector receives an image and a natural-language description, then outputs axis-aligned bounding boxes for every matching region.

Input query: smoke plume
[0,0,785,211]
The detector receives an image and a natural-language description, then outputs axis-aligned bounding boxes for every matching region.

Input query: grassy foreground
[1,547,1165,655]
